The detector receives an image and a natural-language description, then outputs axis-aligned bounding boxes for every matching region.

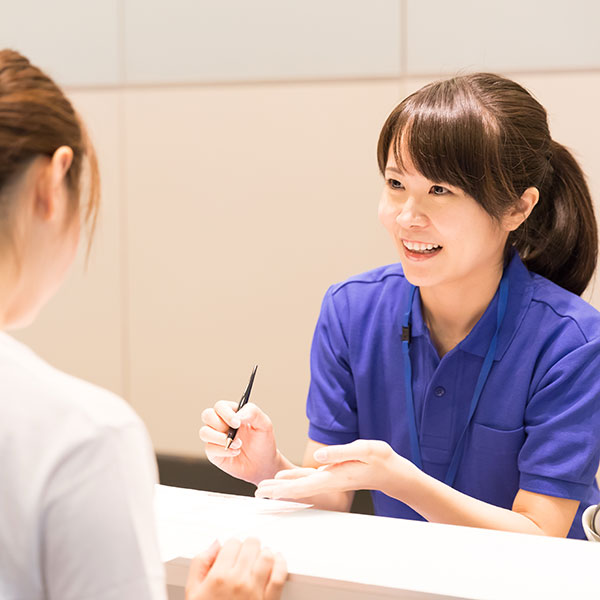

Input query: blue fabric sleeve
[306,286,359,445]
[518,338,600,501]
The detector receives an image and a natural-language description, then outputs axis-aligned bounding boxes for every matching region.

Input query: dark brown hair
[377,73,597,296]
[0,49,99,244]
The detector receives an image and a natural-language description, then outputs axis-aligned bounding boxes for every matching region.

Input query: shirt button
[434,386,446,397]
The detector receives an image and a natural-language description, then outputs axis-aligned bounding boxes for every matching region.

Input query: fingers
[186,540,221,587]
[200,401,272,439]
[201,401,240,431]
[274,467,317,480]
[313,442,354,464]
[199,426,242,450]
[254,467,318,500]
[233,536,261,578]
[235,540,286,600]
[265,552,287,600]
[256,470,329,500]
[200,401,244,460]
[236,402,274,432]
[255,481,298,500]
[204,441,241,459]
[210,538,242,574]
[196,538,286,600]
[313,440,377,464]
[251,547,276,591]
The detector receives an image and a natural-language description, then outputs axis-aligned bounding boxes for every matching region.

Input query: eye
[387,178,404,190]
[430,185,450,195]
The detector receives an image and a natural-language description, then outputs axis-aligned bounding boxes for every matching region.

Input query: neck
[419,264,504,357]
[0,257,25,331]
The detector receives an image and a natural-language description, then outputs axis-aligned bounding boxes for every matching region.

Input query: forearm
[385,458,548,536]
[259,441,576,534]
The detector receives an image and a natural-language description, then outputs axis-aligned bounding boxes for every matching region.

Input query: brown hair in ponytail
[377,73,597,296]
[0,49,100,244]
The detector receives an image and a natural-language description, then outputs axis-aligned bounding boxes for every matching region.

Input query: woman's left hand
[255,440,418,501]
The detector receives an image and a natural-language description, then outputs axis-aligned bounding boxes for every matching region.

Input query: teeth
[403,240,441,252]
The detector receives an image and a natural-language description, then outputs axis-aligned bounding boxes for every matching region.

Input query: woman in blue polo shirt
[201,73,600,539]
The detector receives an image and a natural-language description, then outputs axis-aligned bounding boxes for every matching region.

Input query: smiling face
[378,149,511,292]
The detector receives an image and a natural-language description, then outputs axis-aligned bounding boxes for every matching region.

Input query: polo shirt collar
[408,251,534,360]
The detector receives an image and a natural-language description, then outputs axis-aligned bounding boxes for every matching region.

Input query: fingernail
[231,439,242,450]
[231,417,241,428]
[314,448,327,461]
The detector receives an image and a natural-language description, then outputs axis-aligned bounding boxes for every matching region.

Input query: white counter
[155,485,599,600]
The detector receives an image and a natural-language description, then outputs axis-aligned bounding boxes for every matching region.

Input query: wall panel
[406,0,600,75]
[0,0,120,87]
[123,80,402,459]
[124,0,402,84]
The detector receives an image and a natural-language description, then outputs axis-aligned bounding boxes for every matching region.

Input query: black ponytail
[510,141,597,296]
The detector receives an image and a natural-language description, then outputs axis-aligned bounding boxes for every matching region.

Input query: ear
[35,146,74,221]
[503,187,540,232]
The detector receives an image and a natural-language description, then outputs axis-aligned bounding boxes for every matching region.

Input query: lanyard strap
[402,271,510,486]
[402,285,421,469]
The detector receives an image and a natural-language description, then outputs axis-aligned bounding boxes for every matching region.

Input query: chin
[398,261,440,289]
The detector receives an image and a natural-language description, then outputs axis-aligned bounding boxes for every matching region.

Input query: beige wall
[8,1,600,464]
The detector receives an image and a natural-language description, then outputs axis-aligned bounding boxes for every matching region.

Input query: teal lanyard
[401,271,509,487]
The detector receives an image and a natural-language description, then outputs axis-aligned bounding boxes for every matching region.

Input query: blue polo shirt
[307,252,600,539]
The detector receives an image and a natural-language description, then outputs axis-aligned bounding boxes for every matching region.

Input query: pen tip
[225,438,232,450]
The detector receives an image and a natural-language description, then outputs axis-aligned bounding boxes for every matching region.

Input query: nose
[395,195,427,228]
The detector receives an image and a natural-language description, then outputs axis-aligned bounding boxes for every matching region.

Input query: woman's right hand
[200,401,283,485]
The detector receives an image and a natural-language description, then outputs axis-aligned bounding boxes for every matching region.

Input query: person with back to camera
[0,49,286,600]
[201,73,600,539]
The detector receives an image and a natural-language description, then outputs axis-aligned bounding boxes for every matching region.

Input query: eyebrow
[383,167,457,191]
[384,166,403,174]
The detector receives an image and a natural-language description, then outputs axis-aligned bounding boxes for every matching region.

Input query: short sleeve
[519,338,600,501]
[307,286,358,445]
[42,421,166,600]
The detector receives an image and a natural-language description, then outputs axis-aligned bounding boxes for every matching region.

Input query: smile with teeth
[403,240,443,254]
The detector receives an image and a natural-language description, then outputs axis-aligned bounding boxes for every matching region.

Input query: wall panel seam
[117,90,131,404]
[61,65,600,94]
[400,0,407,76]
[118,0,127,85]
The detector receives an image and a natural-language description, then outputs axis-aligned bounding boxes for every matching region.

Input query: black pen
[225,364,258,450]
